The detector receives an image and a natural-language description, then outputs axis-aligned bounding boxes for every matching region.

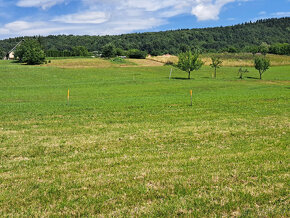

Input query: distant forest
[0,17,290,57]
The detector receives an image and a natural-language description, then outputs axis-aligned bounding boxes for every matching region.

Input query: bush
[115,48,126,56]
[228,46,238,53]
[110,57,126,64]
[164,61,174,66]
[14,39,46,65]
[151,50,162,56]
[127,49,147,59]
[102,44,116,58]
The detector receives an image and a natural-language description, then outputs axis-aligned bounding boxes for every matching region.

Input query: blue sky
[0,0,289,39]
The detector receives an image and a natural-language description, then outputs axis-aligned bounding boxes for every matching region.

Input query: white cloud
[4,21,45,31]
[1,0,243,38]
[271,11,290,17]
[52,11,109,24]
[192,0,235,21]
[16,0,66,9]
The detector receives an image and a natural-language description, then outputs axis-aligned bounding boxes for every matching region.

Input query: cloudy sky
[0,0,289,39]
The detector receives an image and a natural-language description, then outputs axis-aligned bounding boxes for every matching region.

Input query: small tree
[254,56,270,80]
[237,67,249,79]
[210,57,223,78]
[14,39,45,65]
[177,50,203,79]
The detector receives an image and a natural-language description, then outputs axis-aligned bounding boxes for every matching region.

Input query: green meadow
[0,59,289,216]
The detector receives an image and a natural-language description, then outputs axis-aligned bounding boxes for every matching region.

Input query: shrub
[110,57,126,64]
[164,61,174,66]
[151,50,162,56]
[127,49,147,59]
[115,48,125,56]
[102,44,116,58]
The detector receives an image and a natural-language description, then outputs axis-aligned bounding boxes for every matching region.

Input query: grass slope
[0,60,289,216]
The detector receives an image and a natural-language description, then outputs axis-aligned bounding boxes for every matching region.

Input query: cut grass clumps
[0,59,289,216]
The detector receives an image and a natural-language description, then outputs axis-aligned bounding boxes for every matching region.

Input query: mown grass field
[0,58,289,216]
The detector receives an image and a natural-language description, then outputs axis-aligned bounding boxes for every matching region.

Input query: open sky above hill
[0,0,289,39]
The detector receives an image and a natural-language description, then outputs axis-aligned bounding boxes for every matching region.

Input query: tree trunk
[214,68,217,78]
[188,71,191,79]
[259,70,262,80]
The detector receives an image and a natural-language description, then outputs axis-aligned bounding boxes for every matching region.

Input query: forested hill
[1,17,290,55]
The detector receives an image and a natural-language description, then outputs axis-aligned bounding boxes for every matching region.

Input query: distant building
[4,51,15,60]
[3,39,24,60]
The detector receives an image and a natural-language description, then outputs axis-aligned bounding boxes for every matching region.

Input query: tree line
[0,17,289,59]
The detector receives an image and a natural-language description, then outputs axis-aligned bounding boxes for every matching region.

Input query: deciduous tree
[254,56,270,79]
[14,39,46,65]
[177,50,203,79]
[210,57,223,78]
[237,67,249,79]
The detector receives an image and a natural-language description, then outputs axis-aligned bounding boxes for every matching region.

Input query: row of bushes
[45,46,90,57]
[44,44,147,59]
[42,42,290,59]
[101,44,147,59]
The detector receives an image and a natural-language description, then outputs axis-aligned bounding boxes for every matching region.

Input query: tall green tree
[254,56,270,79]
[72,46,89,56]
[102,44,116,58]
[14,39,46,65]
[210,57,223,78]
[177,50,203,79]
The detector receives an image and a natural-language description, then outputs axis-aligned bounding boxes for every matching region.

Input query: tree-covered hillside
[0,17,289,56]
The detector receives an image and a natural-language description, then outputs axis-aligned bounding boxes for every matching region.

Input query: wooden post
[67,89,70,104]
[190,90,193,106]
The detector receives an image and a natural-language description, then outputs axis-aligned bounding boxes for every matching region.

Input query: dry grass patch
[42,58,162,69]
[44,58,114,68]
[148,53,290,67]
[128,59,163,67]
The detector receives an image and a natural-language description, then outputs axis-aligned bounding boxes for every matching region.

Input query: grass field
[0,59,289,216]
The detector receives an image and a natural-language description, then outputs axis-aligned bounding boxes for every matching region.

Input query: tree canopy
[254,56,270,79]
[14,39,46,65]
[177,50,203,79]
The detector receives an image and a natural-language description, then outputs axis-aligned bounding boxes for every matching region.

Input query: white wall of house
[8,52,15,59]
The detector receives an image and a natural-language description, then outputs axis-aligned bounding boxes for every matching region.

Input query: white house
[3,40,24,60]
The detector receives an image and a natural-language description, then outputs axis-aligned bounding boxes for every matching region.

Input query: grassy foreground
[0,59,289,216]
